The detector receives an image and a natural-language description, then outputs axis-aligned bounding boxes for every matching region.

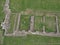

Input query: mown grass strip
[4,34,60,45]
[10,0,60,12]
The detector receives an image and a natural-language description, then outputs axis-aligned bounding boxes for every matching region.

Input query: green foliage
[19,15,30,31]
[4,35,60,45]
[45,16,56,32]
[7,14,17,33]
[34,16,43,32]
[10,0,60,12]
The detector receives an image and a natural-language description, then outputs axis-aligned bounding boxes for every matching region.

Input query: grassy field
[1,0,60,45]
[19,15,30,31]
[45,15,56,32]
[7,14,17,33]
[34,16,43,32]
[10,0,60,12]
[0,31,3,45]
[4,35,60,45]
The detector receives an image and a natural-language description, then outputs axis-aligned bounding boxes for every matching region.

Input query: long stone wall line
[2,0,11,35]
[4,31,60,37]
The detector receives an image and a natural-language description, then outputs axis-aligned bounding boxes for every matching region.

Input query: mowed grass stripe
[10,0,60,12]
[4,35,60,45]
[19,15,30,31]
[7,14,17,33]
[45,16,56,32]
[34,16,43,32]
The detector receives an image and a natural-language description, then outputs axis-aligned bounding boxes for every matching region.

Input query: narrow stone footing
[16,13,21,31]
[55,16,59,34]
[29,16,34,32]
[13,14,18,32]
[43,16,46,33]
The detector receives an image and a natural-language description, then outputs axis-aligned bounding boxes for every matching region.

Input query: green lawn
[0,31,3,45]
[10,0,25,12]
[10,0,60,12]
[7,14,17,33]
[34,16,43,32]
[4,35,60,45]
[45,15,56,32]
[19,15,30,31]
